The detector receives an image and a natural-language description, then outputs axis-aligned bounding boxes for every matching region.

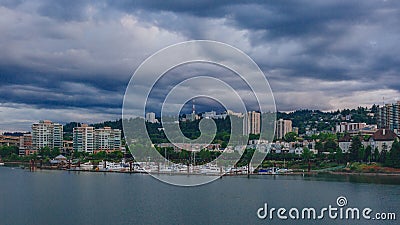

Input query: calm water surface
[1,167,399,225]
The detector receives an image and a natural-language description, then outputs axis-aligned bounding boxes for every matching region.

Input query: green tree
[108,151,124,160]
[358,146,366,162]
[301,147,313,161]
[349,136,362,161]
[284,132,297,142]
[324,139,338,153]
[386,139,400,168]
[315,141,324,154]
[9,153,19,161]
[365,146,372,162]
[0,145,18,158]
[199,149,211,163]
[93,151,107,160]
[39,146,51,158]
[379,148,388,163]
[334,148,344,163]
[373,148,379,162]
[179,150,189,162]
[51,147,60,158]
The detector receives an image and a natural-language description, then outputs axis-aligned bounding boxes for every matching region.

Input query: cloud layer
[1,0,400,131]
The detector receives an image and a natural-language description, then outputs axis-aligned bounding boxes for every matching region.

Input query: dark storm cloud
[37,0,90,22]
[0,81,123,109]
[99,0,400,86]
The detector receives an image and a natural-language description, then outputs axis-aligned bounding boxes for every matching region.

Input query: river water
[0,167,399,225]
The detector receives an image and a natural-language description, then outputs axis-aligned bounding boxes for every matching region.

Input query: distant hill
[63,119,122,133]
[63,106,378,136]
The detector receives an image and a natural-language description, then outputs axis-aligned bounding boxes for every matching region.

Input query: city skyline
[0,102,394,133]
[1,1,400,131]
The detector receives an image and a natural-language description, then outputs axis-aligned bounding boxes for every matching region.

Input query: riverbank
[4,163,400,177]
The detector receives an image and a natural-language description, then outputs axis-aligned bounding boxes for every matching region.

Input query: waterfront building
[338,135,353,153]
[369,129,399,153]
[73,124,94,153]
[243,111,261,135]
[94,127,121,152]
[339,129,399,153]
[275,119,292,140]
[73,125,122,154]
[31,120,63,151]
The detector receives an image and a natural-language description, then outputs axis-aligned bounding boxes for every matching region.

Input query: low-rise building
[19,134,34,155]
[370,129,398,153]
[336,122,367,133]
[63,140,73,154]
[339,129,399,153]
[202,111,227,120]
[338,135,370,153]
[0,135,20,147]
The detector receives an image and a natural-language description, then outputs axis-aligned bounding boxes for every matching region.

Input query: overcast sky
[1,0,400,131]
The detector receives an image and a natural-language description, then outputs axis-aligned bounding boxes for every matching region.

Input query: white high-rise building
[94,127,121,151]
[377,101,400,130]
[73,125,122,153]
[73,124,94,153]
[31,120,63,150]
[243,111,261,135]
[145,112,157,123]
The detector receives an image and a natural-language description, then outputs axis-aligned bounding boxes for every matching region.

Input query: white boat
[200,164,221,175]
[0,162,5,166]
[78,161,94,170]
[99,161,128,172]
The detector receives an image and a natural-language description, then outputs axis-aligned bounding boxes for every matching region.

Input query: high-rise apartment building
[275,119,292,140]
[377,101,400,130]
[73,124,94,153]
[94,127,121,151]
[73,126,121,153]
[243,111,261,135]
[31,120,63,150]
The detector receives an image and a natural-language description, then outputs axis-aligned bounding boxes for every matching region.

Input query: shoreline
[3,163,400,177]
